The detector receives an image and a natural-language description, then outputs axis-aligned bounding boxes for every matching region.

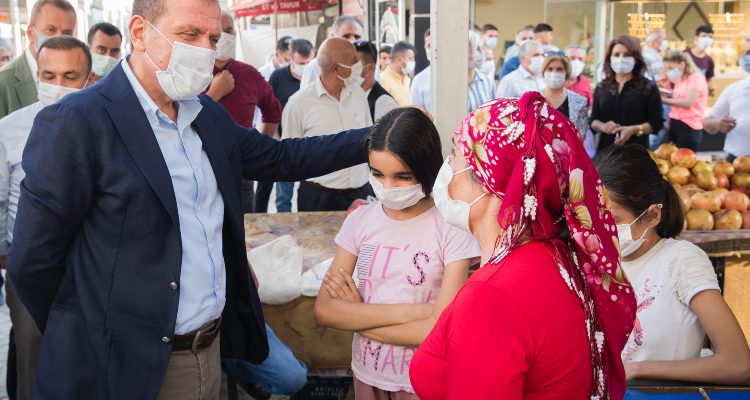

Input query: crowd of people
[0,0,749,399]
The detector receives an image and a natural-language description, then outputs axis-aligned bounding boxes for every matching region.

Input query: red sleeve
[445,282,534,399]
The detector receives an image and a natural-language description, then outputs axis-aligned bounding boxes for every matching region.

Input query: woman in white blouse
[595,144,750,385]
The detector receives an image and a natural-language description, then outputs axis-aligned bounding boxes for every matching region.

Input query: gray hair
[0,38,12,52]
[520,39,543,57]
[30,0,76,27]
[332,15,363,34]
[644,29,665,43]
[132,0,218,23]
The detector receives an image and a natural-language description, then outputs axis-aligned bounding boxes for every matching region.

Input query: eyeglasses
[545,50,567,58]
[353,40,377,63]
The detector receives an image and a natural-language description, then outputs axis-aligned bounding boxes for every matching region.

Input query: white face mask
[145,20,217,101]
[469,50,484,70]
[543,71,566,89]
[528,55,544,75]
[660,39,669,52]
[616,205,661,257]
[570,59,585,78]
[486,37,498,49]
[610,56,635,74]
[337,61,364,87]
[666,68,683,83]
[37,79,87,106]
[215,32,236,61]
[91,54,119,78]
[292,62,307,77]
[403,60,416,76]
[697,36,713,50]
[433,159,486,233]
[368,174,425,211]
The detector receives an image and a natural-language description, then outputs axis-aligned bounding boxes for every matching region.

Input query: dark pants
[668,118,703,152]
[241,179,254,214]
[6,276,42,400]
[297,181,373,212]
[254,181,274,213]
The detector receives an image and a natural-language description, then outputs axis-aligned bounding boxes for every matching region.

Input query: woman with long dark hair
[314,108,480,399]
[595,144,750,385]
[591,35,663,150]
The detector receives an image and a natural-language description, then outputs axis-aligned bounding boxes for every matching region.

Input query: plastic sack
[247,235,303,305]
[301,258,359,297]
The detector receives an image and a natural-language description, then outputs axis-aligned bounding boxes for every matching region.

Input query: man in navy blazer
[7,0,370,399]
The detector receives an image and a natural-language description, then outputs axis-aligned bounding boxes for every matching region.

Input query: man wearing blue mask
[0,0,76,118]
[6,1,370,399]
[0,35,93,400]
[479,24,499,81]
[87,22,123,80]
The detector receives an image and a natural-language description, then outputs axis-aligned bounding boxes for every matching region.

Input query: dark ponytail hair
[366,108,443,196]
[594,144,684,238]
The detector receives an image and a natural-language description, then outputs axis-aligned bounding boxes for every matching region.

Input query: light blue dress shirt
[122,60,226,334]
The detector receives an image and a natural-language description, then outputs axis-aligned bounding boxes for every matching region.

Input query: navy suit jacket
[7,63,368,399]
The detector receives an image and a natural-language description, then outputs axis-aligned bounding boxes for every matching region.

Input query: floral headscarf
[456,92,636,400]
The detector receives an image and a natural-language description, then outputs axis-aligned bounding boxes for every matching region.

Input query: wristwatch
[637,124,644,136]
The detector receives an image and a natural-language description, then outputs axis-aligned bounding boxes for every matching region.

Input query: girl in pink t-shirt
[313,108,480,399]
[662,50,708,151]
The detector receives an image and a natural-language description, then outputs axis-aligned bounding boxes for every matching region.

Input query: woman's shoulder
[567,90,587,109]
[659,239,719,304]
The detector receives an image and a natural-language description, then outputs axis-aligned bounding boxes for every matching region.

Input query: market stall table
[242,213,750,398]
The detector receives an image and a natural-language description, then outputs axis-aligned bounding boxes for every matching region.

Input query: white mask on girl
[368,174,425,211]
[617,204,662,257]
[432,159,486,233]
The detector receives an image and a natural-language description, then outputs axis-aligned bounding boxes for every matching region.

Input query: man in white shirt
[411,29,432,113]
[479,24,499,81]
[259,36,292,81]
[300,16,364,88]
[284,38,373,211]
[704,37,750,161]
[0,35,93,400]
[642,29,667,81]
[497,40,545,98]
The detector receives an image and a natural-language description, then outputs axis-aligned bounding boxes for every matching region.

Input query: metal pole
[339,0,344,16]
[274,0,279,42]
[10,0,21,54]
[430,0,469,156]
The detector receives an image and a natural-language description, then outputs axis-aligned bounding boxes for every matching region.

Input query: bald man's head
[318,37,357,73]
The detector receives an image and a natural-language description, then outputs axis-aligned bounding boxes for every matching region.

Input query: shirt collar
[24,47,38,82]
[520,67,533,79]
[315,77,350,102]
[121,58,203,128]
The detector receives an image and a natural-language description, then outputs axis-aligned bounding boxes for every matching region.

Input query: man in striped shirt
[468,30,496,113]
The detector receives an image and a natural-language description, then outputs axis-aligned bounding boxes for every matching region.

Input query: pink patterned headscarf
[456,92,636,399]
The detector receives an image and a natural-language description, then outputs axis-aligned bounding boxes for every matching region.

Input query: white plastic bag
[247,235,303,305]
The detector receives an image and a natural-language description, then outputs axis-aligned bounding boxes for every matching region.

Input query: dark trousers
[241,179,255,214]
[6,276,42,400]
[668,118,703,152]
[297,181,373,212]
[254,181,274,213]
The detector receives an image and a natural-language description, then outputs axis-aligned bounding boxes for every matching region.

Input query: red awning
[233,0,325,17]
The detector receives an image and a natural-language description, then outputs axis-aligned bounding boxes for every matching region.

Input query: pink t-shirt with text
[335,202,481,393]
[669,71,708,130]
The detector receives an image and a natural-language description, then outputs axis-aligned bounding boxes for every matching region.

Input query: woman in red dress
[410,92,636,399]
